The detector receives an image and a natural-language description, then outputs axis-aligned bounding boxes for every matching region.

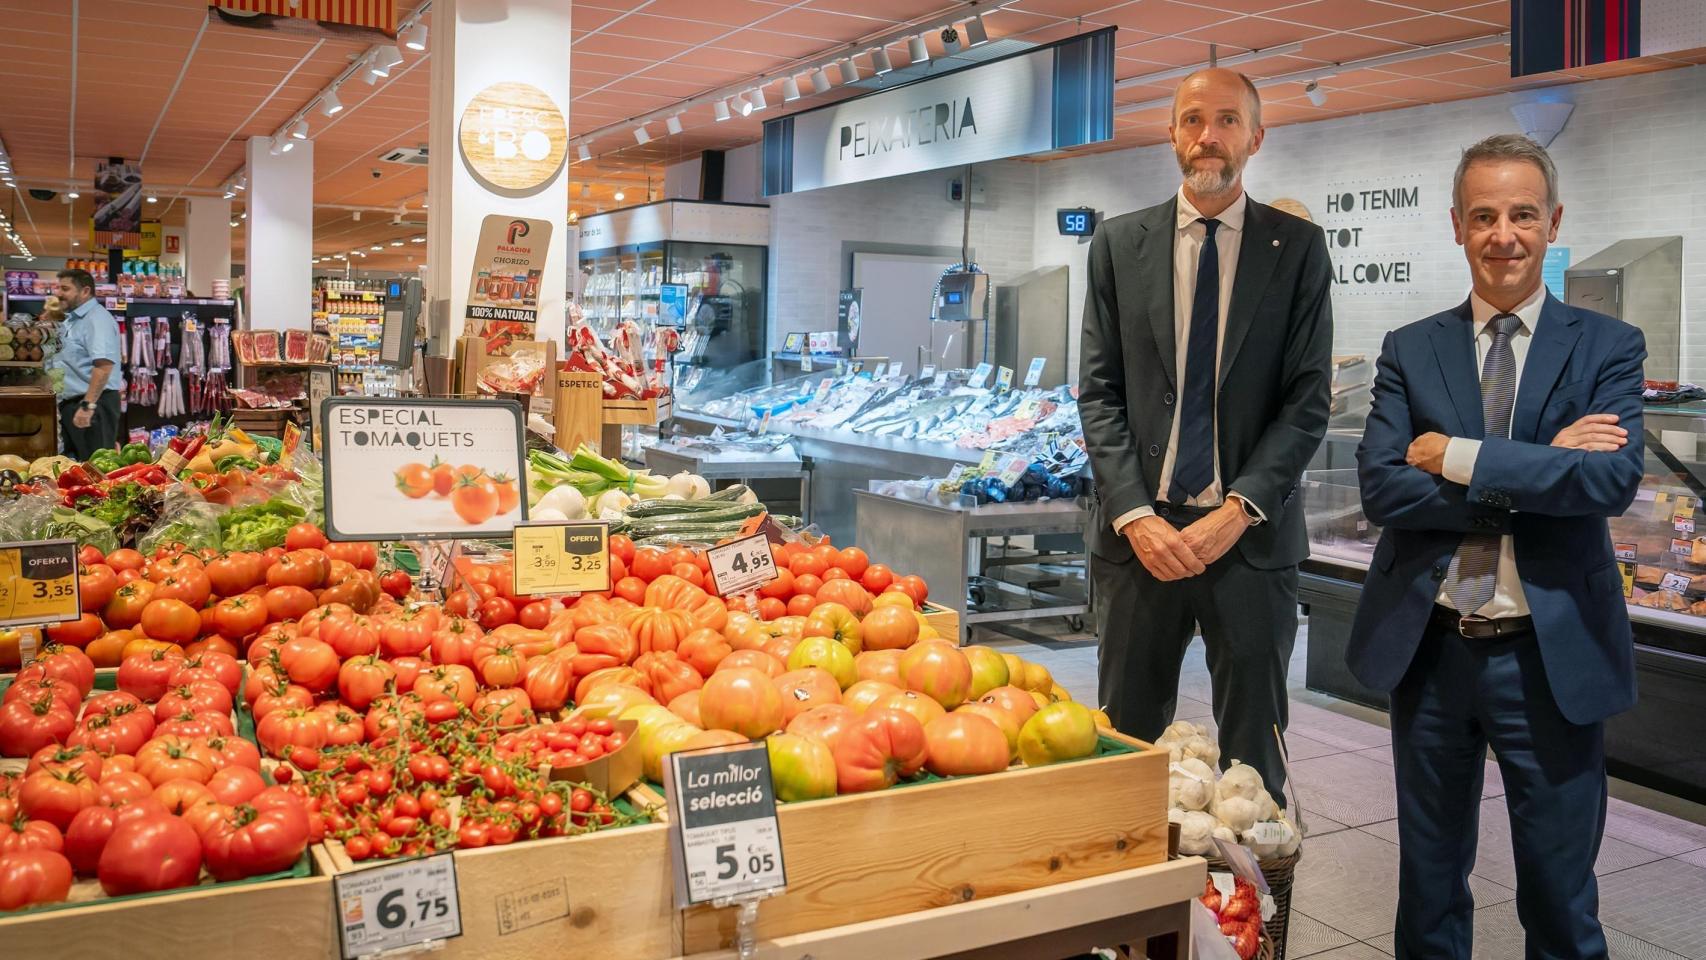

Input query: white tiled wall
[768,63,1706,381]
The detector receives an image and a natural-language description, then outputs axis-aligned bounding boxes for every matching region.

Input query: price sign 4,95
[707,533,780,597]
[334,852,462,959]
[665,741,788,907]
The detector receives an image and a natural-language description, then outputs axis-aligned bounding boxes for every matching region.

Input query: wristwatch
[78,400,95,412]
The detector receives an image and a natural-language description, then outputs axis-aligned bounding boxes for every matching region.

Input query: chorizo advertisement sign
[466,214,552,350]
[93,159,144,250]
[321,398,528,541]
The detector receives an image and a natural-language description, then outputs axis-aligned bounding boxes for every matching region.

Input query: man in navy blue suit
[1348,134,1645,958]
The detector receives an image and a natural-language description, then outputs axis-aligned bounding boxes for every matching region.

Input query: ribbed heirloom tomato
[98,814,202,895]
[0,850,73,910]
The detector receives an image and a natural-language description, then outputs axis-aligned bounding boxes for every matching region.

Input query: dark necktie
[1445,312,1522,614]
[1171,217,1221,503]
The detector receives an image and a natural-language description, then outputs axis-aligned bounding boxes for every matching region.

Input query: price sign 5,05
[334,852,462,959]
[0,539,81,628]
[665,742,788,907]
[512,522,611,596]
[707,533,780,597]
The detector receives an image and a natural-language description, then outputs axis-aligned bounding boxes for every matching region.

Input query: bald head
[1172,68,1263,130]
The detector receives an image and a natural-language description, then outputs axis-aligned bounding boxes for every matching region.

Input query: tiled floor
[974,620,1706,960]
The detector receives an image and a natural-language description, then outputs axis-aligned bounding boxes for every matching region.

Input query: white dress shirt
[1113,188,1263,534]
[1437,283,1547,617]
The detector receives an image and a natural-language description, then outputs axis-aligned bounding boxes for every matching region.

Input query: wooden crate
[678,731,1169,953]
[312,791,682,960]
[0,869,334,960]
[921,602,960,643]
[603,395,671,426]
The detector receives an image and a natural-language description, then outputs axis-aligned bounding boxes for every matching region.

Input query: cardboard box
[545,716,641,797]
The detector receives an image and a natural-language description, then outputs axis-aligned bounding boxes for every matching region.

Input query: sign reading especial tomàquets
[320,398,528,541]
[762,28,1114,196]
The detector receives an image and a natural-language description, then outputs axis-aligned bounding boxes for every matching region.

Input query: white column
[184,197,232,299]
[426,0,572,354]
[244,135,313,330]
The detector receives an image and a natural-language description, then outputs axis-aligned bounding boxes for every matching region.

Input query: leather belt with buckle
[1431,605,1534,640]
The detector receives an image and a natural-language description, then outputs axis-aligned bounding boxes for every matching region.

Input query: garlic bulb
[1277,816,1302,856]
[1255,791,1280,823]
[1168,807,1185,826]
[1216,760,1266,804]
[1170,758,1216,812]
[1214,795,1260,834]
[1159,720,1206,744]
[1178,811,1218,856]
[1212,825,1238,845]
[1179,735,1221,768]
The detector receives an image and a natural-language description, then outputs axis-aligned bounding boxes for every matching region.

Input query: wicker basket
[1207,849,1301,960]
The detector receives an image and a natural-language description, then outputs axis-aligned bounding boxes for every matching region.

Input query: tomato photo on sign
[452,476,499,525]
[394,463,434,499]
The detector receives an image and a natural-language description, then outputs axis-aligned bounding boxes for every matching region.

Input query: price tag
[813,378,833,402]
[995,366,1014,390]
[888,361,903,378]
[1619,562,1635,598]
[0,540,81,628]
[334,852,462,959]
[1653,492,1674,519]
[1613,542,1638,562]
[978,450,999,472]
[968,362,992,389]
[1661,571,1693,593]
[511,522,611,596]
[1249,821,1288,845]
[757,410,772,435]
[996,455,1030,487]
[665,741,788,907]
[920,364,937,381]
[707,533,780,597]
[850,361,865,374]
[1210,837,1270,895]
[1014,396,1041,421]
[799,350,812,372]
[945,464,967,485]
[1679,518,1696,535]
[1023,357,1046,387]
[1671,538,1694,558]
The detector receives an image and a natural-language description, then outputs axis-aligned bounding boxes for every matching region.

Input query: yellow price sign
[0,539,82,628]
[512,522,611,597]
[1618,561,1635,599]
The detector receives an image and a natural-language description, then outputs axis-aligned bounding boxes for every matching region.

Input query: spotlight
[375,44,404,69]
[411,236,425,243]
[872,47,893,75]
[371,244,383,251]
[67,190,80,199]
[223,186,236,199]
[269,139,284,155]
[320,89,343,116]
[614,190,625,202]
[577,143,591,161]
[146,194,157,203]
[1305,81,1328,107]
[390,240,403,247]
[666,113,683,135]
[941,26,962,54]
[812,68,833,94]
[402,22,428,51]
[714,99,731,121]
[749,86,768,111]
[737,95,753,117]
[229,220,239,228]
[365,68,381,86]
[782,76,801,102]
[290,119,309,140]
[634,124,652,145]
[838,59,860,84]
[236,176,246,191]
[965,14,989,46]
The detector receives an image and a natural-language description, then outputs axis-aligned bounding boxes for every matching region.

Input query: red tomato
[45,613,103,650]
[613,576,647,605]
[790,553,828,578]
[630,548,671,583]
[18,768,99,831]
[284,523,328,551]
[138,599,200,645]
[756,597,786,621]
[200,797,310,881]
[478,597,517,630]
[98,815,203,895]
[608,534,636,567]
[380,569,412,599]
[105,549,145,573]
[212,595,267,640]
[103,580,156,629]
[786,594,818,618]
[78,564,118,614]
[792,574,824,597]
[757,568,795,601]
[0,695,76,758]
[0,849,73,910]
[152,569,212,608]
[76,545,105,567]
[516,600,553,631]
[895,575,929,607]
[837,547,870,579]
[264,586,317,622]
[277,637,340,692]
[206,766,266,806]
[861,564,896,594]
[821,567,850,581]
[670,563,705,589]
[337,656,396,711]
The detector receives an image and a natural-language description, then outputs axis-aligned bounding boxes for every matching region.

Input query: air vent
[379,146,429,166]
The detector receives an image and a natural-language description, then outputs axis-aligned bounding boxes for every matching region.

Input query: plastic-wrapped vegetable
[138,489,227,554]
[43,507,119,555]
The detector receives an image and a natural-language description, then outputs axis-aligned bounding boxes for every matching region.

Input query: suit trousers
[58,391,121,462]
[1092,508,1298,798]
[1390,619,1608,960]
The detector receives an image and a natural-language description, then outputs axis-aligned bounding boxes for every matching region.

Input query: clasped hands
[1122,500,1250,581]
[1404,413,1627,475]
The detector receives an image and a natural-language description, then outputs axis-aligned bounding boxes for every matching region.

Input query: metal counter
[642,441,810,524]
[852,489,1091,631]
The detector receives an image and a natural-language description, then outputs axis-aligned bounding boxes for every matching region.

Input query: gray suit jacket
[1077,196,1335,570]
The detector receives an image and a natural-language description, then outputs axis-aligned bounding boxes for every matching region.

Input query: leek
[527,449,608,495]
[569,443,669,499]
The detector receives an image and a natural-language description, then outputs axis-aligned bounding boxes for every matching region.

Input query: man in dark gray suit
[1077,68,1334,794]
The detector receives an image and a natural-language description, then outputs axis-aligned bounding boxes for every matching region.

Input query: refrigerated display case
[575,201,770,409]
[1296,405,1706,803]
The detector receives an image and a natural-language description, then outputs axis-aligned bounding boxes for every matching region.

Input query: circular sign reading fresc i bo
[458,81,569,191]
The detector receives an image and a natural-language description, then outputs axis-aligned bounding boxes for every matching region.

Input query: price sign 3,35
[707,533,780,597]
[0,539,81,628]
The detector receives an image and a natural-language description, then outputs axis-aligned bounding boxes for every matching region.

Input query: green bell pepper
[120,442,152,466]
[215,454,261,473]
[88,448,123,473]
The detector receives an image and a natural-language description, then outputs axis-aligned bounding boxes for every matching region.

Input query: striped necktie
[1444,312,1522,615]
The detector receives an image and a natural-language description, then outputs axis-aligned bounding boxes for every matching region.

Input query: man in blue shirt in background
[49,268,126,459]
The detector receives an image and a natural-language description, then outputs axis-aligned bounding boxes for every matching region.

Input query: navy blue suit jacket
[1347,294,1646,725]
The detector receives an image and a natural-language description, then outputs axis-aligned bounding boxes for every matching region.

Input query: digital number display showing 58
[1057,208,1098,236]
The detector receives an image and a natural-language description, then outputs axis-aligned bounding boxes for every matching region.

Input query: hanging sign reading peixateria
[762,27,1114,196]
[320,398,529,541]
